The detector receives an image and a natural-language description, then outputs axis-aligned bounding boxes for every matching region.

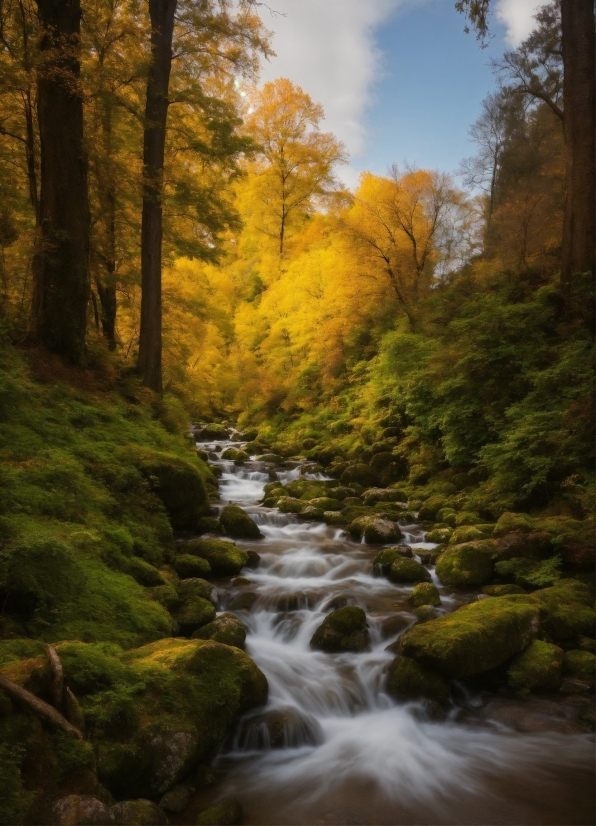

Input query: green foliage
[0,743,30,825]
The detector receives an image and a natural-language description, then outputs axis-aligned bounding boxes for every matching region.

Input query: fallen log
[0,674,83,740]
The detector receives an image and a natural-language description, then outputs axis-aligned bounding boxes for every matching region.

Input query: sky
[251,0,546,189]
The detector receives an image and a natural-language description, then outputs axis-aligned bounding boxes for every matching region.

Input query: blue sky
[253,0,544,189]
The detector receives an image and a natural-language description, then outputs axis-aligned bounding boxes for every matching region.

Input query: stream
[180,436,595,825]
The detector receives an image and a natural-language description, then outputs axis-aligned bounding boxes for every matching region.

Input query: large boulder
[184,540,248,578]
[69,638,269,799]
[219,505,262,540]
[399,596,540,678]
[507,640,563,693]
[310,606,369,653]
[192,613,246,649]
[348,515,402,544]
[340,464,376,488]
[387,656,449,706]
[373,545,412,576]
[435,541,495,587]
[362,488,406,506]
[51,796,114,826]
[388,558,431,584]
[531,581,595,641]
[494,531,552,559]
[126,448,212,530]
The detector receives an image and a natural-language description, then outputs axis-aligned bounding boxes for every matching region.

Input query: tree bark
[0,674,83,739]
[32,0,90,365]
[137,0,177,393]
[561,0,595,285]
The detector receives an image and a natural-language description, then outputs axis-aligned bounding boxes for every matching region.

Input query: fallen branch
[45,644,64,711]
[0,674,83,740]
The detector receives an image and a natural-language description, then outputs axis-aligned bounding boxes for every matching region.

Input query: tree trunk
[137,0,177,393]
[32,0,90,365]
[561,0,595,286]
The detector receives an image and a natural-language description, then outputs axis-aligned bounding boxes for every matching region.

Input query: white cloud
[251,0,407,164]
[495,0,547,46]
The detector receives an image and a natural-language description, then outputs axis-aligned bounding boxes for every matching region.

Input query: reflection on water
[184,438,595,826]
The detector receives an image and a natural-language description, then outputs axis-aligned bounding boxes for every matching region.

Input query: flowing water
[181,438,595,825]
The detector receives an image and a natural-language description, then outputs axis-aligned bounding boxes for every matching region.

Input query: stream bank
[176,429,595,826]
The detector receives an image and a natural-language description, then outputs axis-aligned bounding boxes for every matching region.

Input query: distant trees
[245,78,347,257]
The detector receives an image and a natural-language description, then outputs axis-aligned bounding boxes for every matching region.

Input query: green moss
[174,554,212,579]
[531,581,595,640]
[0,742,30,825]
[219,505,262,539]
[184,540,248,578]
[310,606,369,653]
[425,527,452,543]
[197,798,242,825]
[173,597,216,635]
[408,583,441,607]
[387,656,449,705]
[388,558,431,584]
[418,496,446,521]
[400,596,539,677]
[435,541,495,587]
[482,584,526,596]
[507,640,563,693]
[448,525,487,544]
[562,650,595,682]
[435,508,456,526]
[494,512,534,536]
[192,613,246,649]
[308,497,342,512]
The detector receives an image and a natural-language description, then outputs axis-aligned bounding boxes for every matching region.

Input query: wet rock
[408,583,441,607]
[435,541,495,587]
[245,550,261,569]
[388,558,431,584]
[413,606,438,623]
[277,497,304,514]
[258,453,282,464]
[298,505,325,521]
[174,555,212,579]
[159,785,192,814]
[373,546,413,578]
[232,576,251,587]
[308,497,342,512]
[192,613,247,649]
[387,656,450,705]
[184,540,249,578]
[197,798,242,825]
[51,796,114,826]
[323,511,348,526]
[221,448,240,460]
[195,424,230,441]
[310,606,369,653]
[559,678,591,694]
[236,707,324,749]
[416,547,443,565]
[227,592,258,612]
[348,515,402,545]
[381,614,412,639]
[219,505,262,540]
[480,697,586,734]
[507,640,564,693]
[111,800,168,825]
[276,593,314,612]
[400,596,540,678]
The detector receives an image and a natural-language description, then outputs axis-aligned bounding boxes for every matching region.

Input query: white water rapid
[183,437,595,826]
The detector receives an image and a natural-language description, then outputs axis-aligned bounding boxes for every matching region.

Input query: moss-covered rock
[308,497,342,512]
[128,448,212,531]
[507,640,564,693]
[493,512,534,536]
[51,795,114,826]
[197,798,242,825]
[387,656,449,705]
[192,613,246,649]
[373,545,412,575]
[55,638,268,799]
[493,531,552,560]
[219,505,262,540]
[310,606,369,653]
[184,540,248,578]
[562,650,595,684]
[159,785,192,814]
[322,511,348,526]
[482,584,526,596]
[531,581,595,640]
[448,526,487,545]
[425,527,452,544]
[388,558,431,584]
[435,541,495,587]
[111,799,168,825]
[340,464,376,488]
[348,515,402,544]
[173,597,216,636]
[418,496,446,521]
[173,555,212,580]
[194,424,230,441]
[400,596,540,677]
[435,508,457,526]
[407,583,441,607]
[413,605,438,624]
[362,488,406,506]
[277,497,304,514]
[125,558,166,587]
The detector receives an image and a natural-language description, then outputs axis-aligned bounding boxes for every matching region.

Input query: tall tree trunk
[137,0,177,393]
[32,0,90,365]
[561,0,595,287]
